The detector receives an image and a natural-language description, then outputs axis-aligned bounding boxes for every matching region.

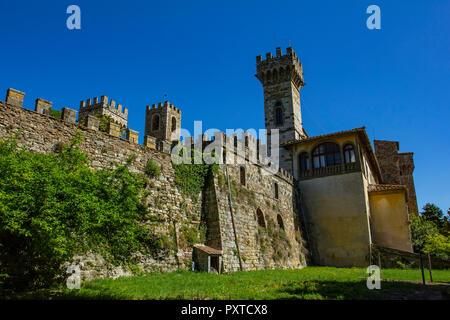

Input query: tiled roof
[368,184,407,193]
[281,127,366,146]
[193,245,222,255]
[281,127,383,182]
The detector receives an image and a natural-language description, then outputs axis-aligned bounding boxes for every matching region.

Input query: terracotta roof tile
[281,127,366,146]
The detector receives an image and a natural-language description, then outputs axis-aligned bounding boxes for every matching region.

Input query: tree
[409,215,438,252]
[0,133,165,291]
[421,203,448,235]
[423,233,450,260]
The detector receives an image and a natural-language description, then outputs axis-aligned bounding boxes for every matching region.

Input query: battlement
[145,100,182,143]
[79,95,128,127]
[146,101,181,114]
[255,47,304,89]
[180,130,290,179]
[1,87,143,145]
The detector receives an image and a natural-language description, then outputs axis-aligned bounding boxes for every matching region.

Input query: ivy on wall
[172,148,218,202]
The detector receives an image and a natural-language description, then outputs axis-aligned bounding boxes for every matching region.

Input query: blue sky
[1,0,449,212]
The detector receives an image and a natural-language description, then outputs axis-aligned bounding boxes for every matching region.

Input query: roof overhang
[281,127,383,182]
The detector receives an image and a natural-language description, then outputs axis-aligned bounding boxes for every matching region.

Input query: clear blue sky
[1,1,449,212]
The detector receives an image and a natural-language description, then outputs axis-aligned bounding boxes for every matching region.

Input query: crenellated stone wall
[0,92,308,279]
[0,99,202,280]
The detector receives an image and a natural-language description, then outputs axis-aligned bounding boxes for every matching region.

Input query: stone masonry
[373,140,419,216]
[0,85,308,279]
[78,95,128,128]
[255,47,307,175]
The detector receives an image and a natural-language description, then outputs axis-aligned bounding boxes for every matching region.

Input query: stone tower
[144,101,181,146]
[78,96,128,127]
[255,47,306,173]
[374,140,419,216]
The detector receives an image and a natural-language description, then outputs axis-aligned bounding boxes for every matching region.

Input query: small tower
[145,101,181,145]
[78,96,128,127]
[374,140,419,216]
[255,47,306,173]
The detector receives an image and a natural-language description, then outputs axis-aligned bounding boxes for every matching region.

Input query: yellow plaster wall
[369,192,413,252]
[299,172,371,267]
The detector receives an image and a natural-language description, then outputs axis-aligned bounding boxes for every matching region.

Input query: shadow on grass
[3,280,449,300]
[1,287,128,300]
[277,280,450,300]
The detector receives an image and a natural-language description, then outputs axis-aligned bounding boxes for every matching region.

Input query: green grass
[5,267,450,300]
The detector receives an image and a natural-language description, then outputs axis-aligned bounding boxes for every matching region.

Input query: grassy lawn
[11,267,449,300]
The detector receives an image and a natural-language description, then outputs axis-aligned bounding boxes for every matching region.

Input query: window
[312,142,341,168]
[275,105,283,126]
[299,152,310,171]
[240,166,246,185]
[343,144,356,164]
[256,209,266,228]
[277,214,284,230]
[245,136,249,148]
[274,182,279,199]
[152,114,160,131]
[171,117,177,132]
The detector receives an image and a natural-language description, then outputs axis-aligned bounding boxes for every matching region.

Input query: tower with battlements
[255,47,306,174]
[78,96,128,128]
[144,101,181,148]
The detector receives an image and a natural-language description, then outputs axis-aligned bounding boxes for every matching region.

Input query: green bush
[0,133,164,291]
[50,109,62,119]
[144,159,161,178]
[423,233,450,260]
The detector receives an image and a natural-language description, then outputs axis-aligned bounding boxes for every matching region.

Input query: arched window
[234,136,238,148]
[312,142,341,168]
[245,136,249,148]
[299,152,310,171]
[152,114,160,131]
[343,144,356,164]
[274,182,279,199]
[240,166,246,185]
[273,69,278,82]
[266,70,272,83]
[277,214,284,230]
[171,117,177,132]
[275,103,283,126]
[256,209,266,228]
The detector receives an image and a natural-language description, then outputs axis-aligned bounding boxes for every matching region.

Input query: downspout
[224,164,243,271]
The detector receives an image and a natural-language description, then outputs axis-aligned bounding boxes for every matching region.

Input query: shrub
[145,159,161,178]
[423,233,450,260]
[50,109,62,119]
[0,133,164,291]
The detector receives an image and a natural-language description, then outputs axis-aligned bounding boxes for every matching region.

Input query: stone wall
[373,140,418,216]
[0,97,308,280]
[204,156,307,272]
[371,244,450,269]
[0,100,202,280]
